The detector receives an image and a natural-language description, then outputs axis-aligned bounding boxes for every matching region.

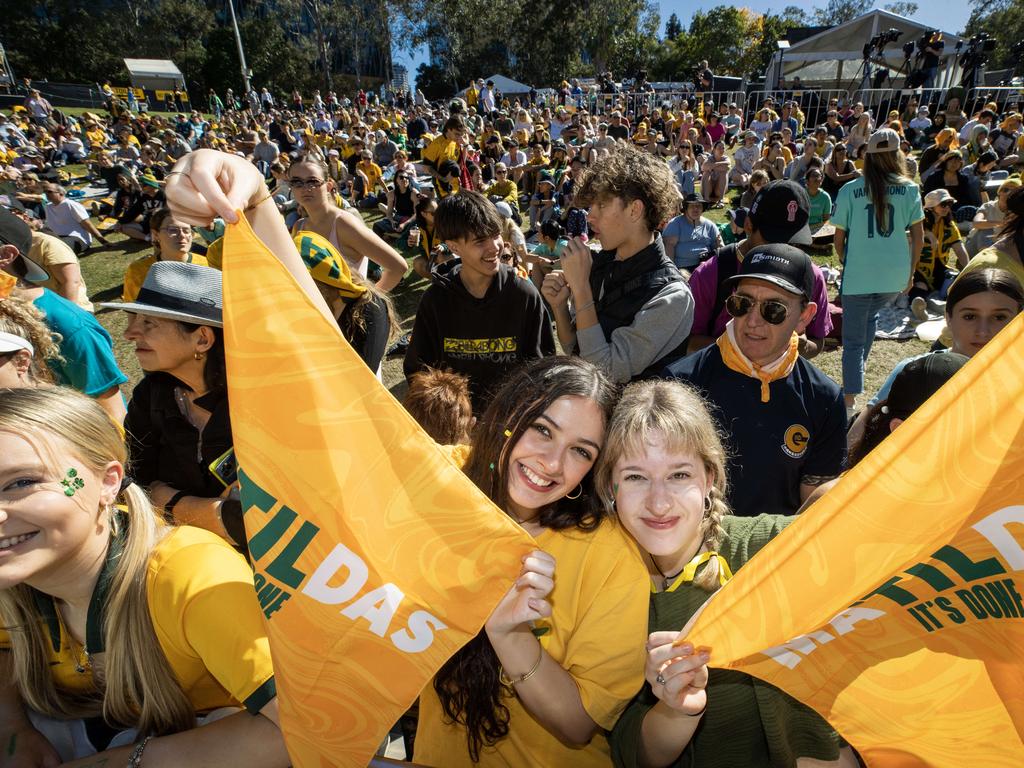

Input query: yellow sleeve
[557,524,649,730]
[421,137,442,168]
[32,235,76,269]
[148,533,276,714]
[122,256,154,302]
[204,238,225,270]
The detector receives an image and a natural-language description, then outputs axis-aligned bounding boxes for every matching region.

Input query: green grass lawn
[75,174,928,409]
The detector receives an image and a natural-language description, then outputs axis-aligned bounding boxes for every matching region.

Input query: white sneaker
[911,296,929,323]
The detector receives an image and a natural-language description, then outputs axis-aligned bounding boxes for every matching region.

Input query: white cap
[865,128,901,154]
[924,188,956,209]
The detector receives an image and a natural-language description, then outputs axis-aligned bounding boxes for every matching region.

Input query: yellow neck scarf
[717,321,799,403]
[652,550,735,594]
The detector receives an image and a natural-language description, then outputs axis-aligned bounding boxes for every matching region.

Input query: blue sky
[395,0,974,89]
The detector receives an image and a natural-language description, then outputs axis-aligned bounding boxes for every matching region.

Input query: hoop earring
[566,484,583,500]
[703,495,713,514]
[194,350,204,360]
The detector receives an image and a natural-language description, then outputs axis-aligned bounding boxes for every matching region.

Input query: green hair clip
[61,468,85,497]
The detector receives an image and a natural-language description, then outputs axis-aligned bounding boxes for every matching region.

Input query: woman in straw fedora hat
[100,261,243,547]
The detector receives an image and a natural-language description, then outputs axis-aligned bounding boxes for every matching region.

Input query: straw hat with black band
[100,261,223,327]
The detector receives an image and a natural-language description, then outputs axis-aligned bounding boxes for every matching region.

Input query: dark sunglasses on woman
[725,293,792,325]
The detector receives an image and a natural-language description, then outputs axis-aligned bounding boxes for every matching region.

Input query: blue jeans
[841,292,898,395]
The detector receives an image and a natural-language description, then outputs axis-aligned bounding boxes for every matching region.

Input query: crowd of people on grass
[0,73,1023,768]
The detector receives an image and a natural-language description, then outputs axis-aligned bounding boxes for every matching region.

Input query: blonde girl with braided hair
[599,379,858,768]
[0,387,289,767]
[0,296,62,387]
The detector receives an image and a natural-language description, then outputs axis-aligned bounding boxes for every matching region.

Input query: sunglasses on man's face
[726,293,792,325]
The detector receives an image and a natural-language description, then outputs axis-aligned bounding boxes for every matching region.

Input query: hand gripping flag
[222,215,533,767]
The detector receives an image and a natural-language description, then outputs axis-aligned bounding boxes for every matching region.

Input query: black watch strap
[163,490,189,523]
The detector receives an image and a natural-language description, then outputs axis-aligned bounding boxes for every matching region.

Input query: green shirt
[609,515,842,768]
[832,176,924,296]
[807,188,832,229]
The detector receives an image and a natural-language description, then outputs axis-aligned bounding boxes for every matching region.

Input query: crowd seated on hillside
[0,72,1022,768]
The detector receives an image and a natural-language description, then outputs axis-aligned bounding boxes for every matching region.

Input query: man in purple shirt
[686,180,832,358]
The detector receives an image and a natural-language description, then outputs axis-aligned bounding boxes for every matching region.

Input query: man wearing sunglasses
[663,243,846,517]
[685,180,831,359]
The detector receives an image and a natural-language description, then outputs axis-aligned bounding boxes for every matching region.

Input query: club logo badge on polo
[782,423,809,458]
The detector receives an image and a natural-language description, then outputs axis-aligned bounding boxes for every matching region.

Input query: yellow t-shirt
[421,134,459,170]
[414,518,649,768]
[357,160,383,191]
[0,526,275,716]
[123,252,209,301]
[484,179,518,205]
[30,232,93,311]
[85,128,107,148]
[205,237,225,270]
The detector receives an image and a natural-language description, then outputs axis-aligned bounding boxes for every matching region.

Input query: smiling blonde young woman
[0,387,287,768]
[598,380,859,768]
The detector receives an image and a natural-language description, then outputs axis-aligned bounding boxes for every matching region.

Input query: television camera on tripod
[905,30,944,89]
[956,33,997,89]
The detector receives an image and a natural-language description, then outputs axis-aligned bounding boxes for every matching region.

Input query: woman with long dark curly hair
[415,356,650,766]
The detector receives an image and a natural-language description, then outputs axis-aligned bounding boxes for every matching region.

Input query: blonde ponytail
[0,388,194,734]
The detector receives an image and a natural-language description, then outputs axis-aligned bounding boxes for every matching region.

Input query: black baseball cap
[885,353,969,417]
[0,209,49,282]
[728,207,748,228]
[748,180,813,245]
[726,243,814,299]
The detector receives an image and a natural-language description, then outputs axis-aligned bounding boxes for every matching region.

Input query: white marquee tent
[123,59,185,91]
[767,10,965,90]
[457,74,532,98]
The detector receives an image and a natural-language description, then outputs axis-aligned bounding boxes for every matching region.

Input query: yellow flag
[222,216,534,767]
[688,314,1024,766]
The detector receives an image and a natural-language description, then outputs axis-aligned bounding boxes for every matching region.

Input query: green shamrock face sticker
[61,468,85,497]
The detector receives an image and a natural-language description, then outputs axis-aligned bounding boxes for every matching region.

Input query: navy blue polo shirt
[663,345,847,517]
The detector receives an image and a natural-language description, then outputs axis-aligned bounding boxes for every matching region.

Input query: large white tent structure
[766,10,964,90]
[123,59,185,91]
[456,74,532,99]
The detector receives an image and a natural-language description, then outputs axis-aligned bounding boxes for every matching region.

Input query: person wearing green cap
[116,171,166,241]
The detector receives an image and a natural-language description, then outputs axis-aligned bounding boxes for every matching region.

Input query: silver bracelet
[127,736,152,767]
[575,300,595,313]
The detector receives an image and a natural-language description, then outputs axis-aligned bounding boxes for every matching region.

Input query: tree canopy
[4,0,1016,98]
